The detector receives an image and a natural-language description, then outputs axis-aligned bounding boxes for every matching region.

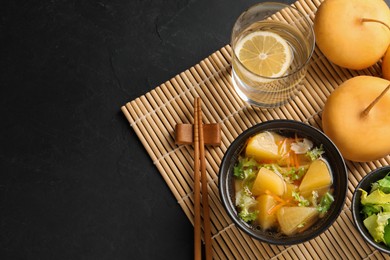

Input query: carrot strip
[278,138,287,155]
[267,198,295,215]
[267,202,286,215]
[289,151,294,168]
[293,151,299,168]
[264,190,284,203]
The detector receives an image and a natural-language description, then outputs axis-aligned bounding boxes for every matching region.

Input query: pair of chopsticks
[193,97,212,260]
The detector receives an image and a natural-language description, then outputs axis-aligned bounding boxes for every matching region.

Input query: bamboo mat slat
[121,0,390,258]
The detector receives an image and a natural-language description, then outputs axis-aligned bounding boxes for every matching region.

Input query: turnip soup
[233,131,334,236]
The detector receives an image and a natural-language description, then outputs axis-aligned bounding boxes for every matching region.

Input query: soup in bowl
[219,120,347,245]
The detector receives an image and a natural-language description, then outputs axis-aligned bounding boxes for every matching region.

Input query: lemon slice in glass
[235,31,292,78]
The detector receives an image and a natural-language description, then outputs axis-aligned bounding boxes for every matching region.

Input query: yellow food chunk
[282,182,297,200]
[299,159,332,197]
[256,194,277,231]
[277,206,319,235]
[245,131,282,162]
[252,167,286,196]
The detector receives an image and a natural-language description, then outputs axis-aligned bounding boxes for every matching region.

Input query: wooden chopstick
[193,98,202,260]
[193,97,212,260]
[197,98,212,260]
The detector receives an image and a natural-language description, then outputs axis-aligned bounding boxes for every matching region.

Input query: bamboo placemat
[121,0,390,258]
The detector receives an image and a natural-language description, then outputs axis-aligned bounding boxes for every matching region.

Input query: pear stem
[361,84,390,117]
[361,18,390,31]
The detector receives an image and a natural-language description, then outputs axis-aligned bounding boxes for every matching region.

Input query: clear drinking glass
[231,2,315,108]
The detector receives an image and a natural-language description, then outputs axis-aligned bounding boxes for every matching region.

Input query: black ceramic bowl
[352,166,390,254]
[219,120,348,245]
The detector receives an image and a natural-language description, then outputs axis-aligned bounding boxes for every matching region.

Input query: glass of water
[231,2,315,108]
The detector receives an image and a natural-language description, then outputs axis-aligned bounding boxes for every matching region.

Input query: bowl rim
[351,166,390,254]
[218,119,348,245]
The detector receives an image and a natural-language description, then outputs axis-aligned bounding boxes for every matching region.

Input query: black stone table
[1,0,305,259]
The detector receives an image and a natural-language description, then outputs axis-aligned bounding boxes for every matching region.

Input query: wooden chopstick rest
[175,123,221,146]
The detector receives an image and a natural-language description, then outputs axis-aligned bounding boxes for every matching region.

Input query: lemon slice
[235,31,292,78]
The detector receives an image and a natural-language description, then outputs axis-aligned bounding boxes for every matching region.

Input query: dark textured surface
[1,0,294,259]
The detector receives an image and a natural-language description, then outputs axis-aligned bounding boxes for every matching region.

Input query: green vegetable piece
[242,157,259,168]
[363,212,390,243]
[239,209,259,222]
[234,156,261,223]
[292,191,310,207]
[364,214,381,242]
[362,204,382,218]
[292,167,306,181]
[233,158,246,179]
[306,144,324,161]
[376,173,390,194]
[317,192,334,214]
[383,204,390,213]
[361,189,390,205]
[362,204,390,218]
[233,165,243,179]
[235,188,258,223]
[234,157,259,180]
[384,223,390,246]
